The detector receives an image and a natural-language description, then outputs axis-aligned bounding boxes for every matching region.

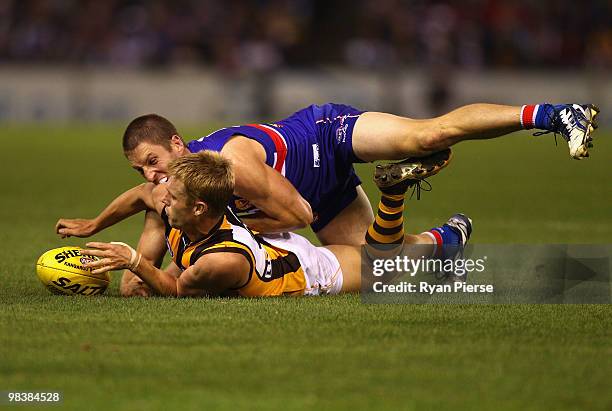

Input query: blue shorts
[278,103,365,232]
[188,103,366,232]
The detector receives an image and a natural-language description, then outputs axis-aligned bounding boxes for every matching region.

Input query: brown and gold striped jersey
[162,208,307,296]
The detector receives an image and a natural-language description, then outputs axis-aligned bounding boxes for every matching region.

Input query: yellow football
[36,246,110,296]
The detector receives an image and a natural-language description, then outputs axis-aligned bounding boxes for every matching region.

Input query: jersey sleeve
[188,125,285,170]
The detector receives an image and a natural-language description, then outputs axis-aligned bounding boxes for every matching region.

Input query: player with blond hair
[81,150,469,297]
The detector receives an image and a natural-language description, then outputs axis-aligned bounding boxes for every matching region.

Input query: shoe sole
[586,103,600,135]
[573,104,600,159]
[447,213,473,243]
[374,148,452,188]
[440,213,473,283]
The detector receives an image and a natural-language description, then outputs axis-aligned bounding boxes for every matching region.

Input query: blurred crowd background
[1,0,610,72]
[0,0,609,123]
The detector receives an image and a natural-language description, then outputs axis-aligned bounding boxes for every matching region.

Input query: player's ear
[170,134,185,153]
[193,200,208,216]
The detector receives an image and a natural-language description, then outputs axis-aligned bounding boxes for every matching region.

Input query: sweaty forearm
[241,201,313,233]
[131,258,178,297]
[92,185,151,232]
[240,214,301,233]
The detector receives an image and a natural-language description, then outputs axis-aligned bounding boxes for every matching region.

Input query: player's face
[161,178,196,230]
[127,142,182,184]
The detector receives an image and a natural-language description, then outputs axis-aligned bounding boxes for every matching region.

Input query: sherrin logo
[54,248,82,263]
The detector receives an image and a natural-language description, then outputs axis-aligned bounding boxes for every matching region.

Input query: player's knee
[391,122,448,156]
[417,127,451,153]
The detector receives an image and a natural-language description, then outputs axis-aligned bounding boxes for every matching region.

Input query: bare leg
[328,212,435,294]
[352,104,522,161]
[316,186,374,246]
[328,176,435,293]
[324,244,362,293]
[404,233,434,245]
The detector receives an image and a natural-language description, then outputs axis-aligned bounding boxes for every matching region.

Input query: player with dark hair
[80,150,470,297]
[56,102,598,296]
[122,114,180,152]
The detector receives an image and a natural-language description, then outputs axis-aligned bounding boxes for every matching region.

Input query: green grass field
[1,125,611,410]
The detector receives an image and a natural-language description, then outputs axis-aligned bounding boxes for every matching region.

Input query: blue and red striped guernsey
[187,124,287,173]
[245,123,287,174]
[186,121,324,217]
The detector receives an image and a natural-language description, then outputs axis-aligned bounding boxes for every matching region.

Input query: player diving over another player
[80,150,471,297]
[57,102,599,247]
[56,102,599,295]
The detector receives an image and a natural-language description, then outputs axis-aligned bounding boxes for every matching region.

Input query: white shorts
[261,233,344,296]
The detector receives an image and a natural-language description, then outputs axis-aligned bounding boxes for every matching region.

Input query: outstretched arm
[222,136,313,233]
[55,183,157,238]
[83,241,180,296]
[82,242,248,297]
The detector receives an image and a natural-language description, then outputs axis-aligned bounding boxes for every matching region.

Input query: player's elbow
[120,280,154,297]
[176,288,193,298]
[270,197,313,230]
[176,277,204,298]
[290,212,313,229]
[290,199,314,228]
[298,212,314,228]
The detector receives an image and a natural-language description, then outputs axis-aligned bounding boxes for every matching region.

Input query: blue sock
[534,103,567,131]
[429,225,460,246]
[428,225,461,259]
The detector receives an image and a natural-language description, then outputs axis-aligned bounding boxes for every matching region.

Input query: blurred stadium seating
[2,0,610,70]
[0,0,609,123]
